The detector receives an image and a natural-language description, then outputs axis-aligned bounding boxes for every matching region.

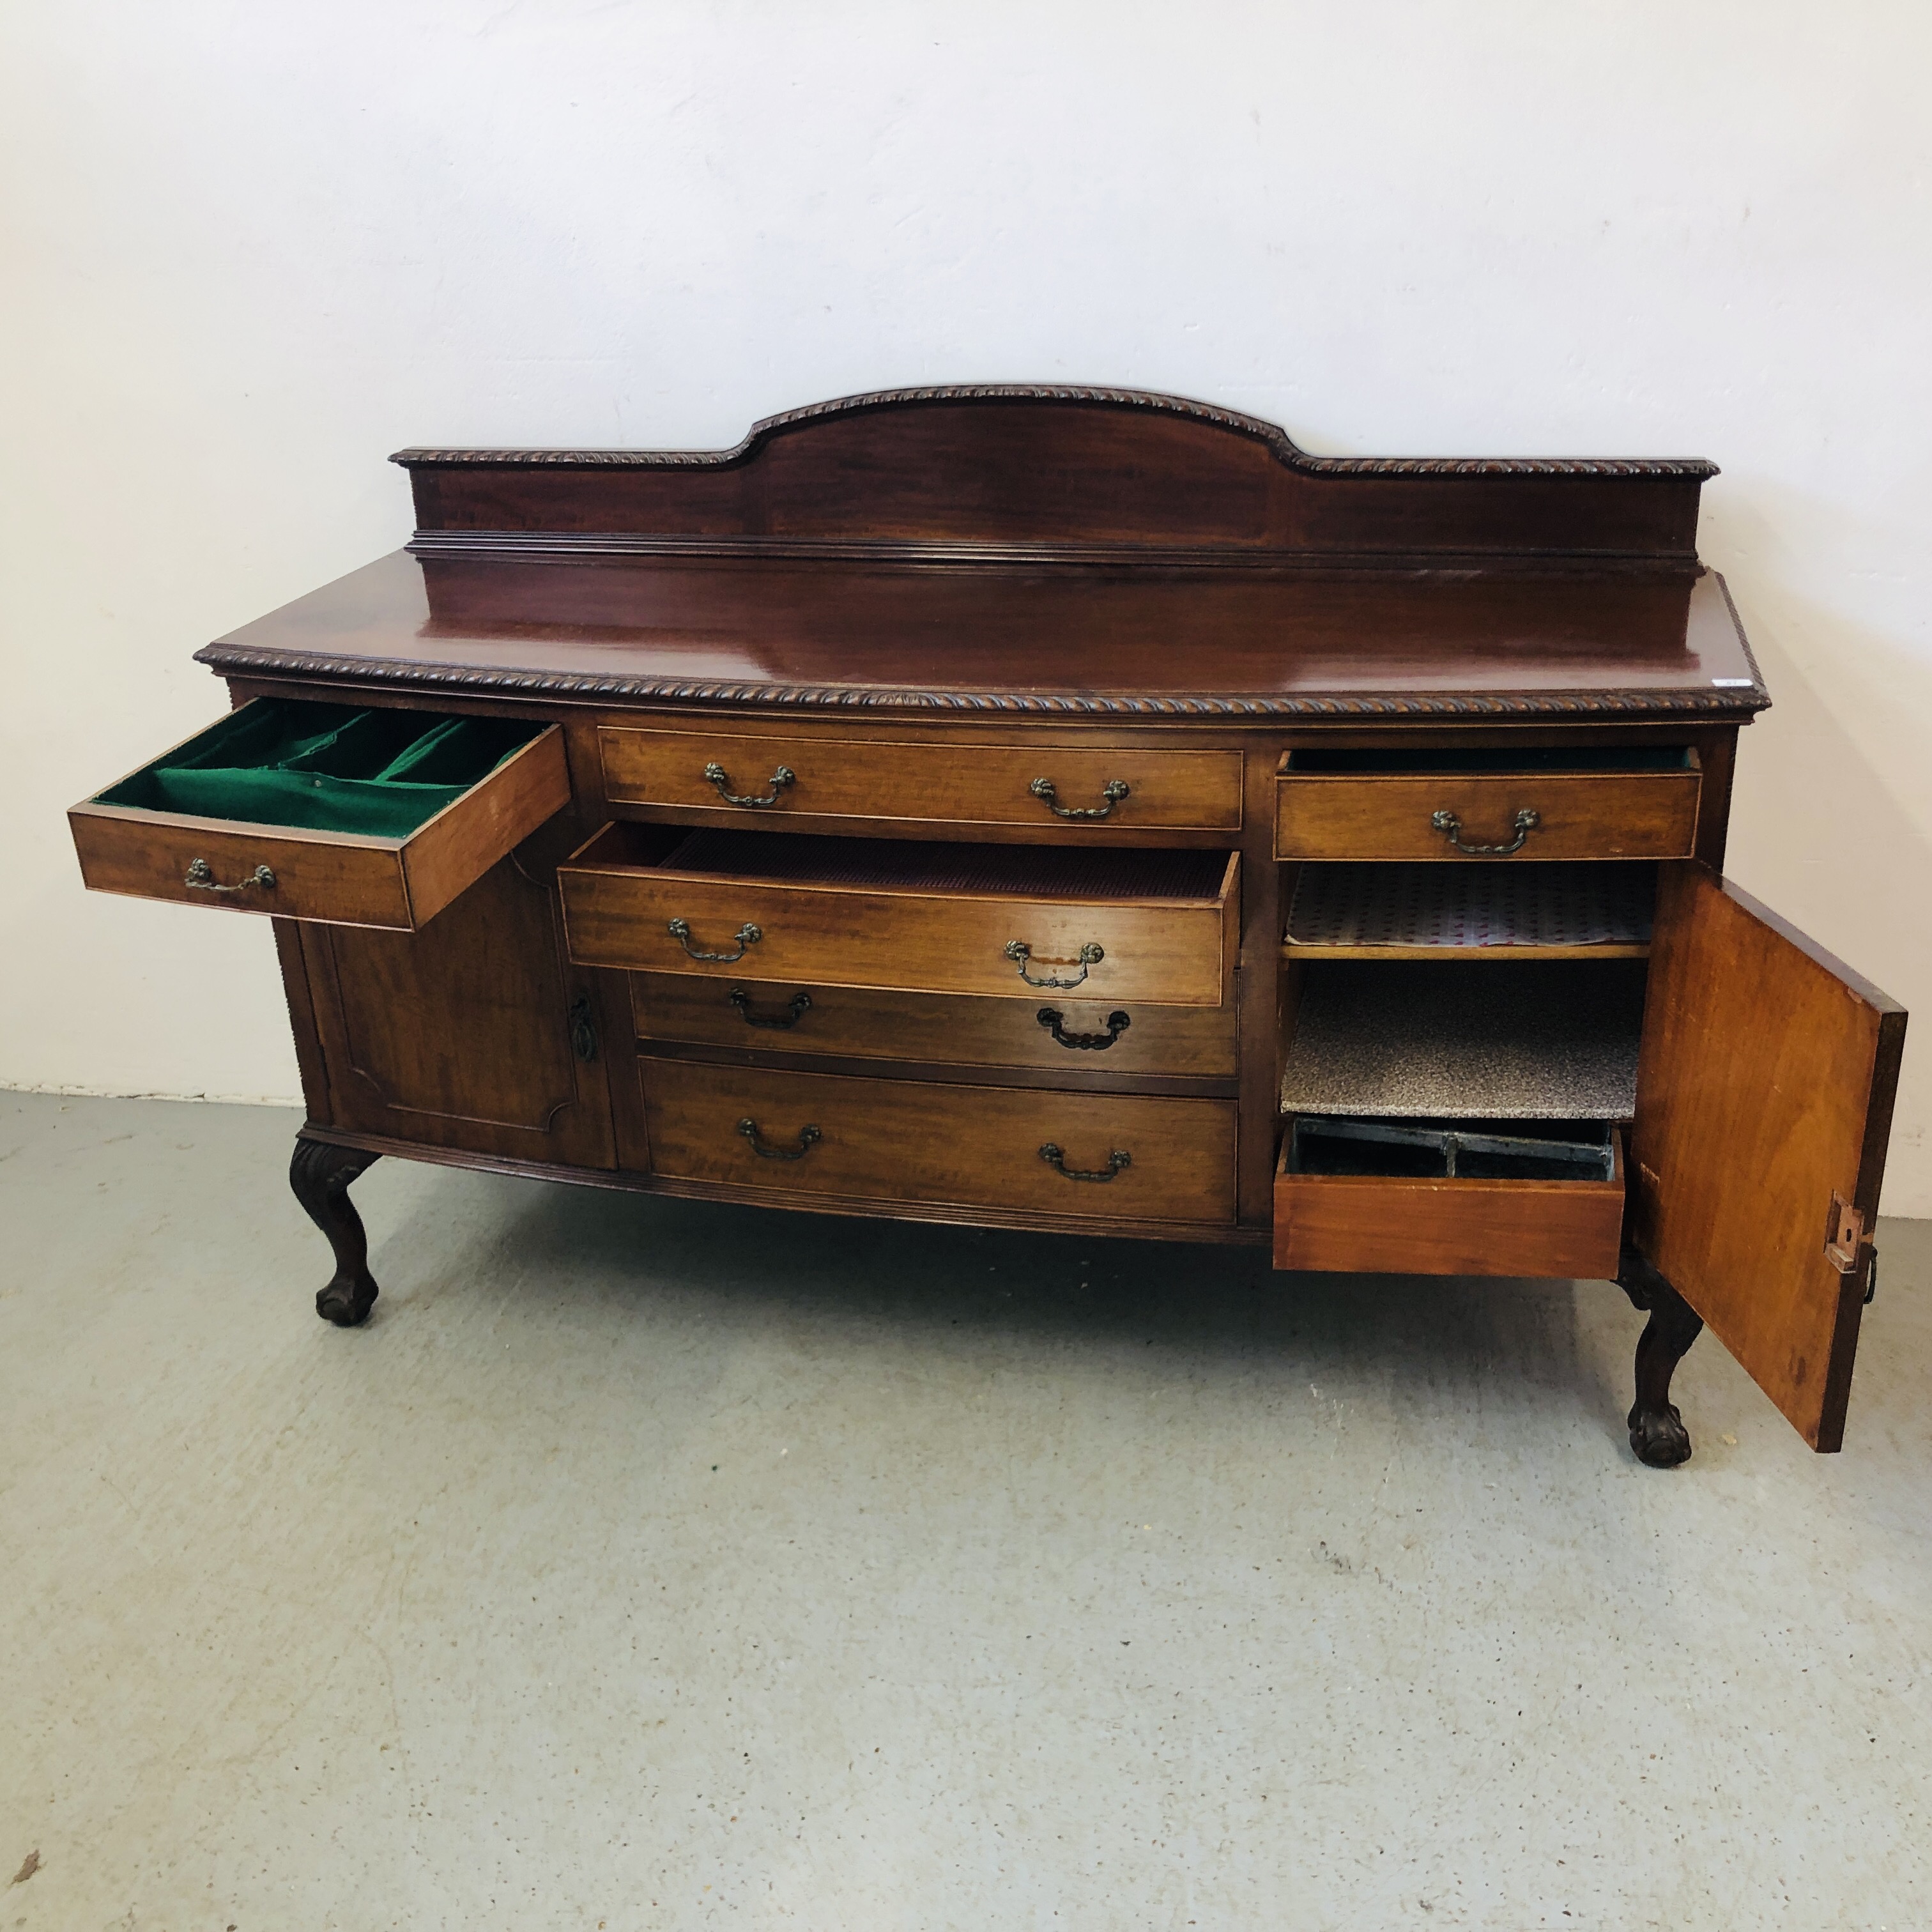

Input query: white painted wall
[6,1,1931,1202]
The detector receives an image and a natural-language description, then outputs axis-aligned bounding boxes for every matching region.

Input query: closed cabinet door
[300,839,617,1168]
[1631,863,1906,1452]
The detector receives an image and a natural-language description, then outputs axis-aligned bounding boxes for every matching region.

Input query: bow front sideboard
[68,387,1906,1466]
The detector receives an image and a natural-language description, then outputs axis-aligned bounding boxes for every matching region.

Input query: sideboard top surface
[196,387,1767,720]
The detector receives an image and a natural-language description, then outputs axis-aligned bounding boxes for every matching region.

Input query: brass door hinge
[1823,1192,1867,1274]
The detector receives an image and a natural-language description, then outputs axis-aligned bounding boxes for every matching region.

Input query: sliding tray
[69,698,570,930]
[1275,743,1701,862]
[560,827,1239,1006]
[1275,1117,1626,1277]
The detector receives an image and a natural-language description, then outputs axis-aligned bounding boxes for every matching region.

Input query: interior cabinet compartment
[1279,960,1646,1120]
[1284,861,1653,959]
[1273,957,1639,1277]
[1275,742,1700,861]
[69,698,570,930]
[559,826,1239,1005]
[599,726,1243,831]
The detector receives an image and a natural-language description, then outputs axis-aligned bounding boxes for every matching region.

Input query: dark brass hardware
[1006,939,1103,989]
[185,857,276,895]
[705,760,795,808]
[1036,1006,1131,1051]
[1430,807,1540,856]
[568,995,598,1063]
[729,987,812,1030]
[739,1117,822,1160]
[1039,1143,1131,1182]
[1823,1190,1867,1274]
[669,917,762,963]
[1030,776,1130,820]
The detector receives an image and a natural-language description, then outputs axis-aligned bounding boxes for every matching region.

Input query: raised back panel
[395,387,1714,564]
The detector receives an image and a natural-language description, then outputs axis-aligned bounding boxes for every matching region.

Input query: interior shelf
[1284,861,1653,958]
[1279,960,1645,1121]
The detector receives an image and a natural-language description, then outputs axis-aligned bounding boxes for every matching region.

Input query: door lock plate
[1824,1192,1868,1274]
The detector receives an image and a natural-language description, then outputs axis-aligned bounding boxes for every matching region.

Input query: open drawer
[1275,743,1701,861]
[1274,1116,1626,1277]
[559,826,1239,1005]
[69,698,571,930]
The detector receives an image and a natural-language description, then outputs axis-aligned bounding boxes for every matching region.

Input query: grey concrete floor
[3,1093,1929,1931]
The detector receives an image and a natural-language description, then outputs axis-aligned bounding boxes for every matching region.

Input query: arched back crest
[394,385,1714,565]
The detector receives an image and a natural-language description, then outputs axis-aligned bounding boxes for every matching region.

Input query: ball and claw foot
[1617,1246,1703,1469]
[289,1137,383,1327]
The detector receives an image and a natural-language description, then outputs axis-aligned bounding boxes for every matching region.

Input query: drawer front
[629,972,1239,1076]
[644,1059,1238,1224]
[1273,1137,1625,1276]
[601,728,1242,832]
[563,860,1237,1007]
[1275,771,1701,861]
[70,706,571,931]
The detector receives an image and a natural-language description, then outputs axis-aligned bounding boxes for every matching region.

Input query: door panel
[1630,864,1905,1450]
[303,840,617,1168]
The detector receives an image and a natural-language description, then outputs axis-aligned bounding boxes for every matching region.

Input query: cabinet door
[302,837,617,1169]
[1631,864,1906,1450]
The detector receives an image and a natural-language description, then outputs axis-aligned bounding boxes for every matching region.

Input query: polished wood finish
[300,838,616,1167]
[1275,763,1701,862]
[641,1057,1238,1225]
[69,712,570,930]
[559,825,1239,1007]
[628,970,1239,1078]
[600,727,1242,831]
[1629,866,1906,1451]
[201,550,1765,721]
[67,390,1912,1466]
[1274,1133,1626,1278]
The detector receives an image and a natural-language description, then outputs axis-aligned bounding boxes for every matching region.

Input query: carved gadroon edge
[390,385,1719,480]
[195,642,1770,717]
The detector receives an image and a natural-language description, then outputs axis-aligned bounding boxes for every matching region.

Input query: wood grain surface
[1629,864,1906,1450]
[641,1057,1238,1223]
[599,726,1243,829]
[628,970,1239,1077]
[1275,1133,1625,1278]
[560,827,1238,1006]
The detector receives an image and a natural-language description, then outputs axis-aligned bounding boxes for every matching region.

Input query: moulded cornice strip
[195,641,1770,717]
[389,385,1720,480]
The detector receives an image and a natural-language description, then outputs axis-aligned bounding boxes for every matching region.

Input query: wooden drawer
[1274,1120,1625,1277]
[1275,746,1701,861]
[629,971,1239,1077]
[562,827,1239,1007]
[69,699,570,930]
[643,1058,1238,1224]
[600,727,1242,832]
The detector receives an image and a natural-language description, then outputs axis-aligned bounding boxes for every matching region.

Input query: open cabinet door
[1630,864,1906,1451]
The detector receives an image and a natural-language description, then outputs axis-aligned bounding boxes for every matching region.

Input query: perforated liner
[663,830,1227,900]
[1287,862,1653,950]
[1280,960,1644,1120]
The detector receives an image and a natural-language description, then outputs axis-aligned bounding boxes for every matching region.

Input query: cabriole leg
[1616,1248,1703,1468]
[289,1137,382,1327]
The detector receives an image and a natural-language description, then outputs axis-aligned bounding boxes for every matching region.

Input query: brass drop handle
[729,988,812,1030]
[1031,777,1130,820]
[1039,1143,1131,1183]
[1006,940,1103,989]
[668,917,762,963]
[185,858,276,896]
[705,761,795,808]
[1036,1006,1131,1051]
[1430,807,1540,857]
[739,1117,821,1160]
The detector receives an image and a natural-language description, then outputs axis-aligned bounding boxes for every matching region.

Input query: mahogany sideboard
[68,387,1907,1468]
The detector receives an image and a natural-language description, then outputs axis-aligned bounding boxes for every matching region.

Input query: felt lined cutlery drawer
[69,698,569,930]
